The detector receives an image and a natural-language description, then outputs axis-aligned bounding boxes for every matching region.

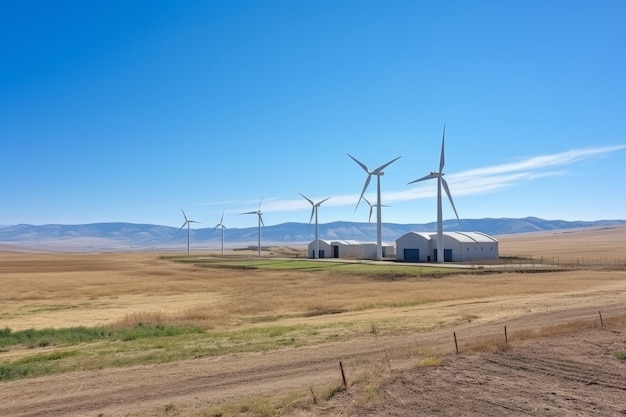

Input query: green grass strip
[0,324,204,349]
[169,257,464,276]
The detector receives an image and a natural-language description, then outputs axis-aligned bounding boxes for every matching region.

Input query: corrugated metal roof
[450,231,498,243]
[397,231,432,241]
[327,240,395,247]
[397,231,497,243]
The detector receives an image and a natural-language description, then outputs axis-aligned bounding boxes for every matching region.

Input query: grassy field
[0,226,625,416]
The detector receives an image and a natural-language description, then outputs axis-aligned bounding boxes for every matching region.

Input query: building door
[333,246,339,258]
[404,248,419,262]
[319,250,325,259]
[434,249,453,262]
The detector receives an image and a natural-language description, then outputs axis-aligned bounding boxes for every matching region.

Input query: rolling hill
[1,217,625,252]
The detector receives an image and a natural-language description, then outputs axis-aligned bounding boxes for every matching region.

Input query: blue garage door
[404,248,419,261]
[434,249,453,262]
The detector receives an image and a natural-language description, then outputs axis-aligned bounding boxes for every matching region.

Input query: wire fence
[497,255,626,271]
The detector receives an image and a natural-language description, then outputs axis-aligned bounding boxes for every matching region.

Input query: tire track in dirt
[484,354,626,390]
[344,326,626,417]
[1,303,624,416]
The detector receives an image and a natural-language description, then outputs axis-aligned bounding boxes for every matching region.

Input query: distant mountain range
[1,217,625,252]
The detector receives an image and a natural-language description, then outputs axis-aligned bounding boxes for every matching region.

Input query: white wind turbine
[241,198,264,257]
[300,193,331,259]
[408,125,459,262]
[363,196,389,223]
[214,209,227,255]
[178,208,199,256]
[348,154,401,260]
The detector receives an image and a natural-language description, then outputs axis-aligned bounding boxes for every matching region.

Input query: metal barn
[307,239,333,259]
[307,239,396,260]
[396,231,499,262]
[395,232,433,262]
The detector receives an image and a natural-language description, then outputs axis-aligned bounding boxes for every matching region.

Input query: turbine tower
[214,209,227,255]
[348,154,401,260]
[408,125,459,262]
[300,193,331,259]
[178,208,199,256]
[242,198,264,257]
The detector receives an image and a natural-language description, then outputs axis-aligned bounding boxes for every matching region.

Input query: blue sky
[2,0,625,229]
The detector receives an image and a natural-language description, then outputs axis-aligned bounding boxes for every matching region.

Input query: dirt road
[1,298,624,417]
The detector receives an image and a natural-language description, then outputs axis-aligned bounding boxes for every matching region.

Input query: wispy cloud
[451,145,626,179]
[264,145,626,212]
[384,144,626,203]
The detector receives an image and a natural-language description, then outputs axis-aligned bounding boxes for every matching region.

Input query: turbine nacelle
[348,154,401,211]
[300,193,330,225]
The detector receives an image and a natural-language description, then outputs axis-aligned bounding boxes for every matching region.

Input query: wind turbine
[300,193,331,259]
[408,125,459,263]
[348,154,401,260]
[178,208,199,256]
[363,197,389,223]
[214,209,227,255]
[241,198,264,257]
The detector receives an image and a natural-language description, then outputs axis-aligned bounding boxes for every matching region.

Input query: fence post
[599,311,604,327]
[454,332,459,354]
[339,361,347,389]
[504,325,508,343]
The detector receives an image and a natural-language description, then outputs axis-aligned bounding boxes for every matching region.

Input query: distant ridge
[1,218,625,252]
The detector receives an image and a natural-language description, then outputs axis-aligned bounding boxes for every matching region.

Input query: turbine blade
[368,205,373,223]
[258,197,263,209]
[316,196,331,207]
[347,154,370,173]
[299,192,314,206]
[373,155,401,174]
[259,213,265,227]
[180,208,188,221]
[241,211,257,215]
[439,125,446,172]
[178,222,187,232]
[408,173,438,184]
[219,209,224,224]
[308,207,315,225]
[355,174,372,212]
[441,178,460,221]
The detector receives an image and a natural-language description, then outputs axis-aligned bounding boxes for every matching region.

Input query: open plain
[0,225,625,416]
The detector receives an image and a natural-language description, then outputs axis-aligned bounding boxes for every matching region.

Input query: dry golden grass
[498,224,626,260]
[1,250,625,333]
[0,228,625,417]
[0,226,624,334]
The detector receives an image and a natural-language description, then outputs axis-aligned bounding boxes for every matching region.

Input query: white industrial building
[396,231,498,262]
[307,239,396,259]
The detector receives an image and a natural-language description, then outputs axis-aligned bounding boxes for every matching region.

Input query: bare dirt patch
[323,326,626,417]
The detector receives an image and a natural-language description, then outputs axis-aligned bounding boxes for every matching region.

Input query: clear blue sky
[2,0,625,229]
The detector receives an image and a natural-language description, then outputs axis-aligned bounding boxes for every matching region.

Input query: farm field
[0,225,625,416]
